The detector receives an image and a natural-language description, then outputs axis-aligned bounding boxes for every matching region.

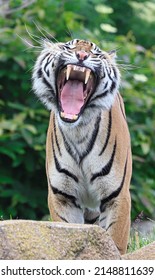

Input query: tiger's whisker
[25,24,42,46]
[37,25,59,44]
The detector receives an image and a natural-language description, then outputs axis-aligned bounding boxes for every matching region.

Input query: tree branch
[0,0,36,16]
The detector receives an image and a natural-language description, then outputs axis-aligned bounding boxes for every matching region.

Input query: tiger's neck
[50,107,110,165]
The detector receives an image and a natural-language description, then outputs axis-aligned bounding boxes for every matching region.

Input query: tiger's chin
[56,64,96,123]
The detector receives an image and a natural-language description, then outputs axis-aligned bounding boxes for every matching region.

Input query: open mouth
[57,64,96,122]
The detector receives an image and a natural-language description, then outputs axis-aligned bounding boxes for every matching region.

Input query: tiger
[32,39,132,254]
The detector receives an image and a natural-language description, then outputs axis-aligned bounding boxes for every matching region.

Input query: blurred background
[0,0,155,222]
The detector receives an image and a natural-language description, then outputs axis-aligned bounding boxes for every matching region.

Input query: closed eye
[91,49,102,56]
[100,54,107,59]
[91,51,103,57]
[93,52,102,56]
[64,44,76,50]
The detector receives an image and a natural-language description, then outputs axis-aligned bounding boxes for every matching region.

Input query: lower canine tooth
[73,115,78,120]
[85,69,91,84]
[60,112,65,118]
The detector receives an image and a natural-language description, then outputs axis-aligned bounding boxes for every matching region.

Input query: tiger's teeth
[60,112,78,121]
[85,69,91,84]
[73,65,86,72]
[66,65,72,80]
[72,114,78,120]
[66,65,91,83]
[60,112,65,118]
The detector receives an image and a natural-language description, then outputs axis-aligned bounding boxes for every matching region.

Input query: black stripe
[100,154,128,212]
[40,92,55,104]
[44,54,53,75]
[79,114,101,163]
[53,116,62,156]
[99,110,112,156]
[46,69,50,77]
[99,216,106,223]
[113,67,117,78]
[38,53,51,78]
[59,127,78,163]
[37,68,42,78]
[108,71,113,82]
[90,58,101,63]
[106,221,116,231]
[52,134,79,183]
[118,94,126,120]
[87,104,99,109]
[51,186,80,209]
[40,52,51,65]
[90,90,108,103]
[109,66,112,75]
[110,81,116,93]
[104,81,108,88]
[91,138,117,182]
[56,212,69,223]
[53,149,79,183]
[43,77,52,89]
[85,216,99,224]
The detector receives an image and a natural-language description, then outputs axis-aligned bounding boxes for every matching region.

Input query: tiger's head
[32,39,120,123]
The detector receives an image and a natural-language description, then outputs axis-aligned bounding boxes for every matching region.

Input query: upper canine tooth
[85,69,91,84]
[66,65,72,80]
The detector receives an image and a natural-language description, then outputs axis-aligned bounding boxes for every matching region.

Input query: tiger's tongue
[61,80,84,117]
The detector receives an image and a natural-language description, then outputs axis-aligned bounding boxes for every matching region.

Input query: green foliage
[0,0,155,220]
[0,101,49,219]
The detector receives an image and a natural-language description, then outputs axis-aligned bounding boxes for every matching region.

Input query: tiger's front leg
[99,191,131,254]
[48,183,84,224]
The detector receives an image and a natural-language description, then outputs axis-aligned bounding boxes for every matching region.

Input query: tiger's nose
[76,50,89,61]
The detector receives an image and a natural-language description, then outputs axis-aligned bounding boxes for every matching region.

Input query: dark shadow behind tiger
[32,39,132,254]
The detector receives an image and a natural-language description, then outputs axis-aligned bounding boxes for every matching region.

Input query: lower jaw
[59,114,79,123]
[60,111,79,122]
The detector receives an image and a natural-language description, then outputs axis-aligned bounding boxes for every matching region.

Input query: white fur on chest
[49,109,120,211]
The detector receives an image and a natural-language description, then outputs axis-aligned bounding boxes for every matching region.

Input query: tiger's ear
[108,50,117,60]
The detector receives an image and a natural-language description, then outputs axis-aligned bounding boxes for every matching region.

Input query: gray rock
[0,220,121,260]
[123,241,155,260]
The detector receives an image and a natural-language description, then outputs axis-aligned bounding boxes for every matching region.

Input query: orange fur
[33,39,132,254]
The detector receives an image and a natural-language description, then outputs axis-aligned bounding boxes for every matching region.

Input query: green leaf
[23,124,37,134]
[141,143,150,155]
[100,24,117,33]
[133,74,148,82]
[0,175,14,184]
[95,5,113,14]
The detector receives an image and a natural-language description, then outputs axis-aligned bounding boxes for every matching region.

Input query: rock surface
[0,220,121,260]
[122,241,155,260]
[0,220,154,260]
